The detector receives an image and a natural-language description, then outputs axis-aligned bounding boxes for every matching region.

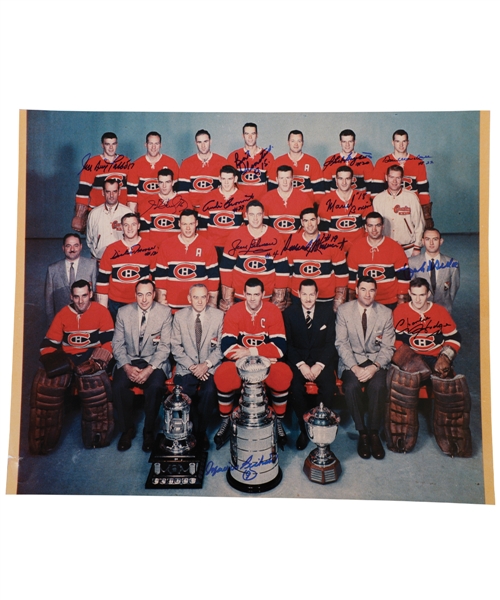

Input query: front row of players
[30,270,472,461]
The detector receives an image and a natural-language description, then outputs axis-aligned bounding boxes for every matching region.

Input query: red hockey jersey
[178,153,227,197]
[267,153,324,196]
[76,153,133,208]
[260,187,314,235]
[138,193,193,246]
[322,152,374,194]
[226,146,275,199]
[371,153,430,205]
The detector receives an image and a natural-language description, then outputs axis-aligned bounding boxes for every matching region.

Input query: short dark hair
[244,277,264,293]
[103,178,120,189]
[158,168,174,179]
[179,208,198,220]
[195,129,211,140]
[71,279,91,294]
[246,199,264,212]
[336,165,354,177]
[135,279,156,292]
[410,277,430,292]
[63,233,81,245]
[339,129,356,140]
[300,206,317,220]
[299,279,318,292]
[101,132,117,143]
[387,165,404,177]
[121,212,140,225]
[364,211,383,224]
[146,131,161,143]
[392,129,408,140]
[243,122,257,133]
[220,165,238,177]
[288,129,303,141]
[277,164,293,175]
[356,275,377,289]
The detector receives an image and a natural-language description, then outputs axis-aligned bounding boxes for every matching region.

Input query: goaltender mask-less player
[29,279,115,454]
[386,277,472,457]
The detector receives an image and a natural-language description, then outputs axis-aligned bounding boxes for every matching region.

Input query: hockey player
[317,165,373,252]
[371,129,432,227]
[72,132,133,233]
[227,122,275,199]
[29,279,115,454]
[386,277,471,457]
[285,206,349,311]
[322,129,374,194]
[127,131,180,214]
[155,209,220,312]
[219,200,290,311]
[213,277,293,450]
[260,165,314,234]
[372,165,425,257]
[267,130,324,197]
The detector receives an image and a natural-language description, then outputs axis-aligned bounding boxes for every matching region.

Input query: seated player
[386,277,471,457]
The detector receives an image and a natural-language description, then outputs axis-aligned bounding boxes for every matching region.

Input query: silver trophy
[303,402,342,484]
[226,355,282,493]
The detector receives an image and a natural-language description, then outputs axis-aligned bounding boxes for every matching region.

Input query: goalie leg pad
[384,365,421,453]
[431,374,472,458]
[29,368,72,455]
[76,370,114,449]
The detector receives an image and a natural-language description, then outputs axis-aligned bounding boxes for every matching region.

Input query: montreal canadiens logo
[336,217,357,231]
[68,332,91,347]
[173,263,197,279]
[193,177,214,192]
[242,334,265,348]
[104,173,124,185]
[243,257,267,273]
[402,176,413,191]
[213,211,235,227]
[275,217,295,232]
[153,215,175,230]
[143,179,159,193]
[292,176,305,190]
[362,266,385,281]
[117,265,141,281]
[409,334,436,352]
[241,172,261,184]
[299,261,321,277]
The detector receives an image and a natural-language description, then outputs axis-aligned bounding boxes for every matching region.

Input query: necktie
[139,310,147,347]
[430,258,436,293]
[195,313,202,352]
[305,310,312,329]
[362,309,367,339]
[69,262,75,286]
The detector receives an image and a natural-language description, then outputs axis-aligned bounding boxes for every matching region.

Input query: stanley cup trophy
[145,385,207,489]
[303,403,342,484]
[226,355,282,493]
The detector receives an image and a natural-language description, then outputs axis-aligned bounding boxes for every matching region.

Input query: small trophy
[303,403,342,484]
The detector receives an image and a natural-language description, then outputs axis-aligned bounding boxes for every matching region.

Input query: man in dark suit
[335,275,395,459]
[283,279,338,450]
[44,233,97,324]
[171,283,224,450]
[112,279,173,452]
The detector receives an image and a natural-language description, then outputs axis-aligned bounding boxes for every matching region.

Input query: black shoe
[296,431,309,451]
[142,431,155,452]
[276,418,287,450]
[370,431,385,460]
[357,432,371,459]
[214,418,230,450]
[118,427,136,451]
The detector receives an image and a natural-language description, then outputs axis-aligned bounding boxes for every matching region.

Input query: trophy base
[226,467,282,494]
[145,434,207,489]
[303,453,342,484]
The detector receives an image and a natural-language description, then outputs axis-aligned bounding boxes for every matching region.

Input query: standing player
[155,209,220,312]
[261,165,314,235]
[317,165,373,252]
[127,131,180,214]
[267,130,324,197]
[177,129,227,203]
[72,132,133,232]
[322,129,374,194]
[226,122,275,199]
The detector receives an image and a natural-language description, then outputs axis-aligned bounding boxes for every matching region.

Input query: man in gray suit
[44,233,97,324]
[112,279,173,452]
[408,227,460,313]
[171,283,224,450]
[335,275,395,460]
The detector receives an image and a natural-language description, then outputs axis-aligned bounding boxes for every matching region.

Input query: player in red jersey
[267,129,324,197]
[261,165,314,235]
[178,129,227,203]
[219,200,290,311]
[127,131,180,214]
[322,129,374,194]
[213,277,292,449]
[226,122,275,199]
[155,209,219,311]
[138,168,193,247]
[72,132,133,232]
[317,165,373,252]
[371,129,432,227]
[285,206,348,311]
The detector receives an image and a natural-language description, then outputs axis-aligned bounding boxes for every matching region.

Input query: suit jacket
[171,306,224,376]
[45,257,98,323]
[408,251,460,313]
[335,300,395,377]
[283,302,337,369]
[112,301,173,376]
